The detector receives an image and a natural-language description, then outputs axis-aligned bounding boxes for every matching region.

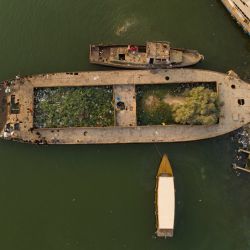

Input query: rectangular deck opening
[33,86,114,128]
[136,82,219,126]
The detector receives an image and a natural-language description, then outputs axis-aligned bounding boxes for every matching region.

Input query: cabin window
[98,47,104,56]
[14,123,20,131]
[149,58,154,64]
[119,54,125,60]
[238,99,245,105]
[10,95,20,114]
[138,46,146,53]
[165,76,170,81]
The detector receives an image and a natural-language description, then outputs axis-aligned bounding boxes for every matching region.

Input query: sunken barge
[0,69,249,144]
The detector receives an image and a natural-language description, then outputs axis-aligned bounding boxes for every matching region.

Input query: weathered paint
[0,69,249,144]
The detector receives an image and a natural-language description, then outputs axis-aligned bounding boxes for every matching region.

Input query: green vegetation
[137,93,174,125]
[172,87,221,125]
[34,86,114,128]
[136,84,221,126]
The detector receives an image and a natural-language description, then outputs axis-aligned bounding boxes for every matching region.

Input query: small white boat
[155,154,175,237]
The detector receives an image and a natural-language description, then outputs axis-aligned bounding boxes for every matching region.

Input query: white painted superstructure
[157,177,175,230]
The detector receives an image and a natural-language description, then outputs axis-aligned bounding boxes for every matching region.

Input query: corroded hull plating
[0,69,249,144]
[89,43,204,69]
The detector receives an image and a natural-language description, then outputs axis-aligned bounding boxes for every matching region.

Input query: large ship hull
[0,69,249,144]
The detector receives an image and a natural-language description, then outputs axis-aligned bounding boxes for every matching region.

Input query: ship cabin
[145,41,181,65]
[113,41,179,66]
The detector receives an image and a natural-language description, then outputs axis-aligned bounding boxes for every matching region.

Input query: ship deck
[1,69,250,144]
[110,47,147,64]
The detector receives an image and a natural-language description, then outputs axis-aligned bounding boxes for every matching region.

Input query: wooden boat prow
[157,154,173,177]
[155,154,175,237]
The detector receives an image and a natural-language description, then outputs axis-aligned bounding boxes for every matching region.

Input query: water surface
[0,1,249,250]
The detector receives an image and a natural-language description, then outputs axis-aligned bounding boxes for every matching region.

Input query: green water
[0,1,249,249]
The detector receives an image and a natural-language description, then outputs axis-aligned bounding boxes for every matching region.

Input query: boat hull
[0,69,249,144]
[89,44,204,69]
[155,155,175,237]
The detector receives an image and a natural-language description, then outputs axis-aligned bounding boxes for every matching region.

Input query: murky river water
[0,1,249,249]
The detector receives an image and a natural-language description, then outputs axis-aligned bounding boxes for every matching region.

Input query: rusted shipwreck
[0,69,249,144]
[89,41,204,69]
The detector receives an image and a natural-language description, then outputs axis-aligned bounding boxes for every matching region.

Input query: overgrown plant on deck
[172,87,221,125]
[34,86,114,128]
[137,85,221,125]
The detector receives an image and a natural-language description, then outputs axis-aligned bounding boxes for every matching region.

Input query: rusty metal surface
[0,69,249,144]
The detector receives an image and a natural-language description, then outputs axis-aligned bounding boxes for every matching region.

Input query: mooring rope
[154,143,162,158]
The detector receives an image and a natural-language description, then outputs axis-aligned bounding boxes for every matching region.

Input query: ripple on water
[115,17,137,36]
